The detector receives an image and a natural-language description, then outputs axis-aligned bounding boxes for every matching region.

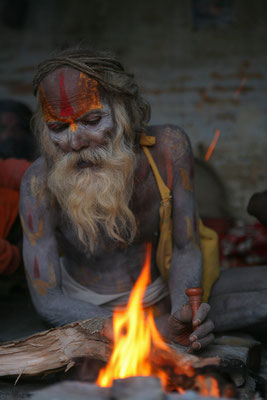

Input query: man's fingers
[188,333,215,352]
[189,319,214,342]
[192,303,210,328]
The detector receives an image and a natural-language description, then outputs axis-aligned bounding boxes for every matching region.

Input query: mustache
[53,139,133,172]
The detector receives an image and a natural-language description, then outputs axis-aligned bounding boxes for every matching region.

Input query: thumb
[174,304,192,323]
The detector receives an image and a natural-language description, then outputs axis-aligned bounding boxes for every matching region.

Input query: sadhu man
[20,49,267,352]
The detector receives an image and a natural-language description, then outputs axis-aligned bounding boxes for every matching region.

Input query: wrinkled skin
[20,67,215,352]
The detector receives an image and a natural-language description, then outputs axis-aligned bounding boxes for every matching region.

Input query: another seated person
[0,100,34,275]
[0,158,31,275]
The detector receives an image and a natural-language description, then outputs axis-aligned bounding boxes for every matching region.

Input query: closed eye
[48,123,69,133]
[82,116,101,126]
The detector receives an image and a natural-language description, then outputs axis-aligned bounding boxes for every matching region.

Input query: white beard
[43,127,137,252]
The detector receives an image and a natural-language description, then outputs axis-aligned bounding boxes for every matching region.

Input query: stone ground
[0,275,266,399]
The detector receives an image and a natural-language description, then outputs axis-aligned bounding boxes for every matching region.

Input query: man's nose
[68,130,90,151]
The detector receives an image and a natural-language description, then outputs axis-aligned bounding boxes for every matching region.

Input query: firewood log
[0,318,219,378]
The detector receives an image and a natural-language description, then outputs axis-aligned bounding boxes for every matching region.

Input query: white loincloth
[60,259,169,311]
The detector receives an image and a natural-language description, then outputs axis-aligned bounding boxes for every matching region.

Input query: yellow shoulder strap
[140,133,173,281]
[139,132,156,147]
[139,132,220,300]
[141,146,171,201]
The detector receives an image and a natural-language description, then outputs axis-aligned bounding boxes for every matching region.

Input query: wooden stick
[0,318,110,377]
[185,288,203,318]
[0,318,219,378]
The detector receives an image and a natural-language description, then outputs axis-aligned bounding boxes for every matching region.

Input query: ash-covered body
[19,49,267,351]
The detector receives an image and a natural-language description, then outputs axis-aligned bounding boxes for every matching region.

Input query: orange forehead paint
[39,72,103,132]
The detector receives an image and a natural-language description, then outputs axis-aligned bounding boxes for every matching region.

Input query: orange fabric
[0,188,20,238]
[0,158,31,190]
[0,158,31,274]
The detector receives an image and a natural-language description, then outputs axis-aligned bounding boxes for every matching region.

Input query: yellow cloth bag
[140,134,220,302]
[198,219,220,302]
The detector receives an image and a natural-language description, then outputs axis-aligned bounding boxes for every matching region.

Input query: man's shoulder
[146,124,191,161]
[21,157,46,186]
[20,157,47,202]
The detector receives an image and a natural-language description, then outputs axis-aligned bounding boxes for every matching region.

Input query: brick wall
[0,0,266,219]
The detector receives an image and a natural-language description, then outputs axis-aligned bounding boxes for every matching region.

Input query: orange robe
[0,159,31,274]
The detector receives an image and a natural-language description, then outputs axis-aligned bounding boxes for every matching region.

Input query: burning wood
[0,243,237,397]
[95,243,233,397]
[97,243,195,389]
[0,318,218,378]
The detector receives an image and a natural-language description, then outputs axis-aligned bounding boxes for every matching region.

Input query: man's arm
[20,158,111,327]
[169,130,202,311]
[165,127,214,350]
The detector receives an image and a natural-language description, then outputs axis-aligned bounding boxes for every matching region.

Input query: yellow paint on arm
[185,216,199,249]
[30,175,46,206]
[27,264,57,296]
[179,168,193,192]
[30,176,38,198]
[21,215,44,246]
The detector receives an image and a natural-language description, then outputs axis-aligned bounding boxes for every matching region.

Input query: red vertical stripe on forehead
[59,73,74,117]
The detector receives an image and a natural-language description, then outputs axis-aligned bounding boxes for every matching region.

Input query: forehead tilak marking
[39,72,103,133]
[59,73,74,117]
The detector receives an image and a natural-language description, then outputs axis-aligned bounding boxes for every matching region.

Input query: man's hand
[101,303,214,353]
[168,303,214,352]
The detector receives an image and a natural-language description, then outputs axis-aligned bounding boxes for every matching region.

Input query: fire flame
[97,243,170,387]
[97,243,220,397]
[195,375,220,397]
